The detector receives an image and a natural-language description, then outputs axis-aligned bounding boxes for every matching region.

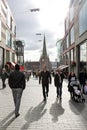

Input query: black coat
[79,71,86,85]
[54,73,61,87]
[8,70,26,89]
[39,71,51,85]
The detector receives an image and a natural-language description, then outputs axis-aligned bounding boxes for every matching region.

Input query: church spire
[42,35,47,56]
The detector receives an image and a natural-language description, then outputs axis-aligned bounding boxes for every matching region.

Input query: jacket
[39,71,51,85]
[54,72,61,87]
[8,70,26,89]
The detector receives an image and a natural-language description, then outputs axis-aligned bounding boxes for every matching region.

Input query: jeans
[42,84,49,99]
[12,88,23,116]
[56,84,62,98]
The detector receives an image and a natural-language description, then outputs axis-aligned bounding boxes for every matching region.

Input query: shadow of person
[69,99,85,115]
[0,88,3,90]
[0,110,15,130]
[50,98,65,123]
[21,101,47,130]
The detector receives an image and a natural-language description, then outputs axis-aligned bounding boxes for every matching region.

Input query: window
[80,42,87,70]
[70,26,74,44]
[65,15,69,32]
[0,20,1,41]
[0,48,3,66]
[69,6,74,22]
[79,1,87,35]
[6,30,11,47]
[6,10,11,28]
[66,35,69,48]
[71,49,74,62]
[66,52,69,65]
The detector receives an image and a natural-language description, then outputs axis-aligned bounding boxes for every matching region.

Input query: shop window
[79,1,87,35]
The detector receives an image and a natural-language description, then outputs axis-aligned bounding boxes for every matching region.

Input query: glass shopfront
[70,49,74,62]
[0,48,4,76]
[79,1,87,35]
[80,42,87,72]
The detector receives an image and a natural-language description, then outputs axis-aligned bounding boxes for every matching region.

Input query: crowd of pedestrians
[0,63,87,118]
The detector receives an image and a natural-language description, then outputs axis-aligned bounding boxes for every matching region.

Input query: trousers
[42,84,49,99]
[12,88,23,115]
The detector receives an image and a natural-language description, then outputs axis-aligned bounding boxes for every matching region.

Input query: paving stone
[0,77,87,130]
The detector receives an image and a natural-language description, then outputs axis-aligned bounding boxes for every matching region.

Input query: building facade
[0,0,16,74]
[62,0,87,76]
[25,61,40,72]
[56,39,63,66]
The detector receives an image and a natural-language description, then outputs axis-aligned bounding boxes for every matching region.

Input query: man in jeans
[54,69,62,100]
[8,64,26,118]
[39,65,51,101]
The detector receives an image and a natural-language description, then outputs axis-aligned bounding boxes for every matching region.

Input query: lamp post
[15,40,25,65]
[30,8,40,12]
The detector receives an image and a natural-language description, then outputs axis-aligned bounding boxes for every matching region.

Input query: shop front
[79,41,87,74]
[0,48,4,76]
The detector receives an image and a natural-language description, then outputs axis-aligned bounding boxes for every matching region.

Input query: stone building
[0,0,16,75]
[61,0,87,76]
[39,35,52,71]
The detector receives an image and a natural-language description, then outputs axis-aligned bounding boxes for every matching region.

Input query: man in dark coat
[79,69,86,93]
[8,64,26,118]
[54,69,62,100]
[39,65,52,101]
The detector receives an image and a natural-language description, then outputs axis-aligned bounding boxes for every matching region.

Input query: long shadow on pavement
[69,99,87,121]
[50,98,65,122]
[21,101,47,130]
[69,99,85,114]
[0,110,15,130]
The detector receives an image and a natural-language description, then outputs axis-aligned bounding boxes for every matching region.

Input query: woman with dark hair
[68,72,76,92]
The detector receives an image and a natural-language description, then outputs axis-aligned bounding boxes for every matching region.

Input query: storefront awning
[6,62,16,68]
[58,65,69,70]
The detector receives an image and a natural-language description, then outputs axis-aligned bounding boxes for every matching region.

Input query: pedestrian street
[0,76,87,130]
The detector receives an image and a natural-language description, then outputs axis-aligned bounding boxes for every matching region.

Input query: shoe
[60,97,62,100]
[43,98,46,102]
[3,84,6,89]
[46,93,48,97]
[57,95,59,98]
[15,113,20,118]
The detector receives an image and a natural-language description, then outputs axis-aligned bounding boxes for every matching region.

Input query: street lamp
[15,40,25,64]
[30,8,40,12]
[38,40,42,42]
[36,33,42,35]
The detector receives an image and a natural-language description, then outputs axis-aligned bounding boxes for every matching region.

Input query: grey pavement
[0,76,87,130]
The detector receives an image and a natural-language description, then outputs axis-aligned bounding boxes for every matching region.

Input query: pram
[69,79,85,103]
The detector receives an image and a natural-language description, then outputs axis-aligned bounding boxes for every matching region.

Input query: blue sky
[7,0,70,61]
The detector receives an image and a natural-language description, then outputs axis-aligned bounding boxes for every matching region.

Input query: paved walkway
[0,76,87,130]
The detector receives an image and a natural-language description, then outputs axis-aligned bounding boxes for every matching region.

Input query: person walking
[68,72,76,85]
[79,69,86,93]
[1,68,7,88]
[39,65,52,101]
[60,70,65,86]
[8,64,26,118]
[54,69,62,100]
[1,64,10,89]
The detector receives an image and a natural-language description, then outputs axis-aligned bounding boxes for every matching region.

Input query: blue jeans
[56,84,62,98]
[12,88,23,116]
